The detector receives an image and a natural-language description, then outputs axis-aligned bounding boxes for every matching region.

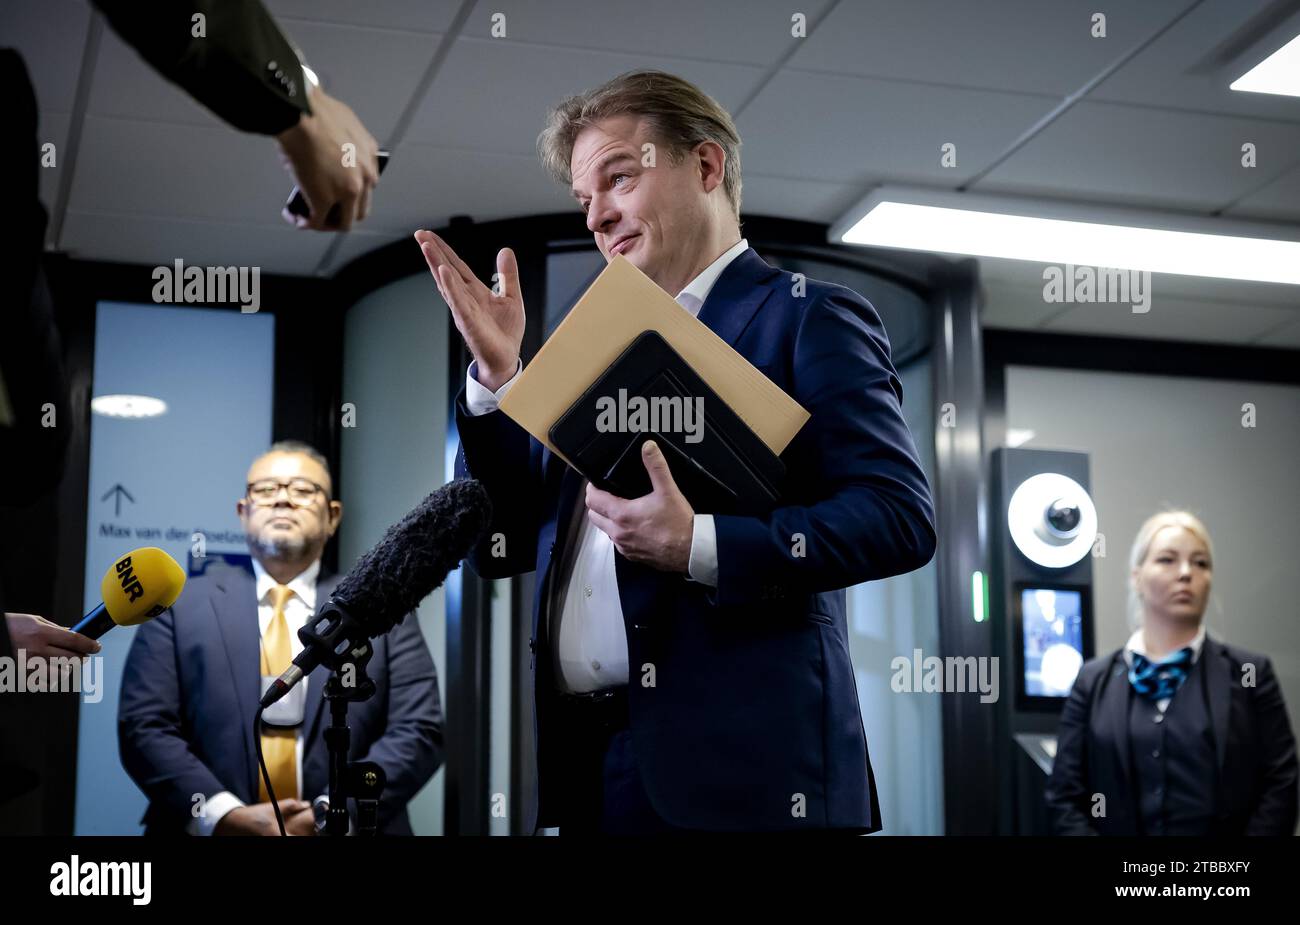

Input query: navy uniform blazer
[1046,637,1298,835]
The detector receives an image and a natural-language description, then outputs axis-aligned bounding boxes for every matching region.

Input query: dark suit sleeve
[118,607,228,822]
[1244,656,1299,835]
[711,287,936,606]
[91,0,310,135]
[357,612,443,829]
[0,51,70,498]
[1044,665,1102,835]
[454,391,544,578]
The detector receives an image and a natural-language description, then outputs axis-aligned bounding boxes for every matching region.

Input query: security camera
[1007,474,1097,569]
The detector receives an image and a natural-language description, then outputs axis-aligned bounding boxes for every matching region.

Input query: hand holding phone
[277,84,387,231]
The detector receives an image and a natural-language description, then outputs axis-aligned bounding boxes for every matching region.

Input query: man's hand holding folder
[414,229,697,572]
[583,441,695,572]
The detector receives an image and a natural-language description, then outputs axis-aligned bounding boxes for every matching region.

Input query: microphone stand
[287,600,387,837]
[322,645,386,837]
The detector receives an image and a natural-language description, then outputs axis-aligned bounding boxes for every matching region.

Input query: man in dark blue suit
[118,442,442,835]
[416,69,935,834]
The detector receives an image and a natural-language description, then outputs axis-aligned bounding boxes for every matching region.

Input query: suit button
[1151,749,1160,759]
[528,638,536,653]
[267,61,278,71]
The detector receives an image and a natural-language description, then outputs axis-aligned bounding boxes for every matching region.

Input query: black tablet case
[548,330,784,514]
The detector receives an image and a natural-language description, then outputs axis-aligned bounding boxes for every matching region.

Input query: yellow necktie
[258,584,299,802]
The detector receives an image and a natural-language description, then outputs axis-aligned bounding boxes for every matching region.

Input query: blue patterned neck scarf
[1128,647,1194,702]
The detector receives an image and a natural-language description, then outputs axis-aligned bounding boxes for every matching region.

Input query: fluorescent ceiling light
[91,394,167,418]
[1230,33,1300,97]
[1005,429,1035,448]
[831,186,1300,285]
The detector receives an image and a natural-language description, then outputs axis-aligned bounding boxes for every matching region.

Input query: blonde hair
[1127,510,1214,627]
[537,69,743,224]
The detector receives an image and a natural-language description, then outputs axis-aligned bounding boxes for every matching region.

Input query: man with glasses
[118,441,443,835]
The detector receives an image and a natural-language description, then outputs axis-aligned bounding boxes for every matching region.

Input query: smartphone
[284,149,390,225]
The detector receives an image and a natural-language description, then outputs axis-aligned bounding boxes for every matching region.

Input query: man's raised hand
[414,230,525,391]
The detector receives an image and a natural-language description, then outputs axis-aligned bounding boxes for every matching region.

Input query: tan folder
[498,254,809,469]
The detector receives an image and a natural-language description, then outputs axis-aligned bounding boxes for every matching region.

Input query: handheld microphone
[260,478,491,708]
[72,547,186,639]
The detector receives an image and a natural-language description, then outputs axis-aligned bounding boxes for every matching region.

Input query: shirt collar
[674,237,749,316]
[1123,623,1207,667]
[251,556,321,611]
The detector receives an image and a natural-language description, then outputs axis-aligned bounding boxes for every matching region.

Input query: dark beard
[249,532,311,561]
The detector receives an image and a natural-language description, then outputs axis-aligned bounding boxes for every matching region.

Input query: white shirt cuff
[189,790,245,836]
[687,514,718,587]
[465,359,523,416]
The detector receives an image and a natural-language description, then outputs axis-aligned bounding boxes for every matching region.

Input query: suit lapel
[553,468,585,554]
[1203,636,1231,774]
[302,572,341,746]
[213,565,261,800]
[535,467,585,645]
[694,247,779,350]
[1097,653,1134,793]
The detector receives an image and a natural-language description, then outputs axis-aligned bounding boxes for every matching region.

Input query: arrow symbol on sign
[101,484,135,517]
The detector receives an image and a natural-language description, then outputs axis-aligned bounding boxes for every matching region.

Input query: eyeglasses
[246,478,328,507]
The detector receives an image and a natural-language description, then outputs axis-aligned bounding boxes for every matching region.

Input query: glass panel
[76,302,274,834]
[340,274,450,834]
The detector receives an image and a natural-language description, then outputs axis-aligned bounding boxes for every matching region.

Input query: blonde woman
[1046,511,1298,835]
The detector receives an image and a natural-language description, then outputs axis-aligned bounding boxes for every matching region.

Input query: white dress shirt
[188,557,321,835]
[1121,623,1207,714]
[464,237,749,693]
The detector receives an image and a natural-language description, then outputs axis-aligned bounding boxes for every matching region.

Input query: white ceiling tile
[37,111,72,212]
[266,0,460,32]
[787,0,1191,96]
[738,70,1057,185]
[0,0,91,112]
[327,231,408,272]
[6,0,1295,351]
[403,38,765,151]
[61,211,333,276]
[88,28,224,128]
[275,20,443,141]
[982,273,1300,341]
[1223,162,1300,222]
[740,174,861,222]
[68,117,294,226]
[355,143,574,233]
[1090,0,1300,124]
[456,0,836,66]
[975,100,1300,212]
[86,19,436,141]
[1253,316,1300,348]
[981,281,1072,330]
[1042,290,1296,343]
[979,256,1300,308]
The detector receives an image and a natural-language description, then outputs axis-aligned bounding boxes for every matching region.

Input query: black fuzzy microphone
[260,478,491,708]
